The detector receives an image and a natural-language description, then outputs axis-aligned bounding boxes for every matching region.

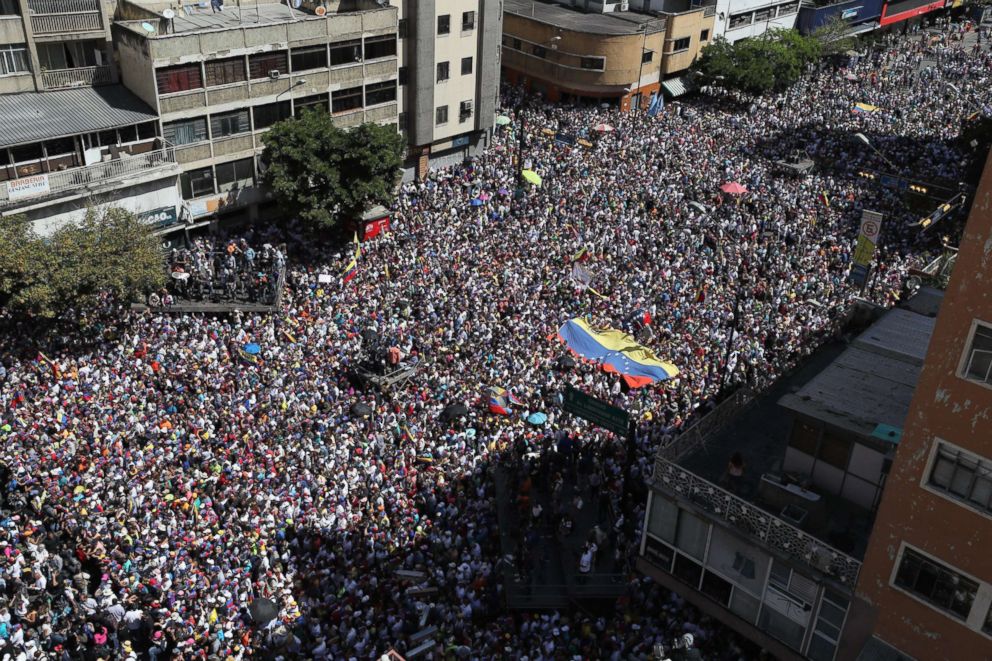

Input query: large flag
[647,92,664,117]
[488,386,512,416]
[558,318,679,388]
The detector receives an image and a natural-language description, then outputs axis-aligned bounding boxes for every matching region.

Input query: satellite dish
[162,8,175,18]
[141,21,155,32]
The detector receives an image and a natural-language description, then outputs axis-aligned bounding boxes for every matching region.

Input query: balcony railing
[28,0,102,34]
[42,65,113,89]
[0,145,177,207]
[652,456,862,587]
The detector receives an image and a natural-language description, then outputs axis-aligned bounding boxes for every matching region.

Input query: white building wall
[713,0,800,43]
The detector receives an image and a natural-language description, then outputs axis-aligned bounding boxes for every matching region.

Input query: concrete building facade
[710,0,800,43]
[854,154,992,660]
[114,2,400,224]
[396,0,501,178]
[502,0,714,111]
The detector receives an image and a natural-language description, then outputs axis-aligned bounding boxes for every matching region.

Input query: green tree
[261,110,404,230]
[693,29,821,96]
[811,15,857,58]
[0,207,165,318]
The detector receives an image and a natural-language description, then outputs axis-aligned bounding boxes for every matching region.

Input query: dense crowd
[0,23,989,661]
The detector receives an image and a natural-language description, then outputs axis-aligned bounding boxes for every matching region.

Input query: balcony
[41,65,113,89]
[28,0,103,36]
[0,144,178,208]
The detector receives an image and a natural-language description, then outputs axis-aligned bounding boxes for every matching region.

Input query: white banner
[7,174,50,202]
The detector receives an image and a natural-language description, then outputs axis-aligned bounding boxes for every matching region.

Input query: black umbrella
[248,598,279,627]
[351,402,373,417]
[557,355,577,370]
[440,404,470,421]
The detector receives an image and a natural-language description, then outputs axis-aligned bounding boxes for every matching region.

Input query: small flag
[572,245,590,262]
[820,191,830,208]
[343,259,358,283]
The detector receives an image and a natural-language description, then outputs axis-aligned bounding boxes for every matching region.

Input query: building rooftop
[118,5,313,37]
[778,307,936,440]
[672,294,940,564]
[0,85,157,150]
[504,0,668,35]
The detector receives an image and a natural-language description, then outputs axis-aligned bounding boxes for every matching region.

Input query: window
[253,101,291,129]
[156,63,202,94]
[249,51,288,79]
[459,100,473,122]
[435,105,448,126]
[162,117,207,146]
[962,321,992,385]
[672,37,691,52]
[10,143,41,163]
[397,112,407,133]
[330,39,362,66]
[398,66,408,86]
[929,443,992,514]
[462,10,475,30]
[332,86,363,113]
[210,109,250,138]
[180,166,214,199]
[437,14,450,35]
[365,80,396,106]
[581,57,605,70]
[436,61,449,82]
[0,0,20,15]
[0,44,29,75]
[137,122,157,140]
[894,546,978,619]
[533,45,547,58]
[293,93,328,117]
[461,56,473,75]
[642,50,653,64]
[44,137,74,157]
[291,46,327,72]
[204,57,245,87]
[701,29,710,41]
[788,420,820,456]
[512,38,521,50]
[729,13,752,28]
[818,431,851,469]
[779,1,800,14]
[985,603,992,636]
[215,157,254,193]
[364,35,396,60]
[398,18,408,39]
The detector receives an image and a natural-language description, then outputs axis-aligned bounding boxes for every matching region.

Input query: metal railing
[28,0,102,34]
[652,457,862,587]
[703,4,716,16]
[41,65,112,89]
[0,145,177,207]
[657,388,756,463]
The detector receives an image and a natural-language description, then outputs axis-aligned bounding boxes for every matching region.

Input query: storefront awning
[661,76,695,98]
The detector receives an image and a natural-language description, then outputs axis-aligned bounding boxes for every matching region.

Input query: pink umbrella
[593,123,614,133]
[720,182,748,195]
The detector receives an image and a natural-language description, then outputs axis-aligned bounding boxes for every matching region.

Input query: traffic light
[909,183,928,194]
[858,171,876,180]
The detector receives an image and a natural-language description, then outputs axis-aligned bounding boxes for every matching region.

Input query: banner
[849,210,883,287]
[7,174,50,202]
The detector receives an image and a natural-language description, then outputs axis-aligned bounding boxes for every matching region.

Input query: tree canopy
[811,15,858,58]
[0,207,165,319]
[693,29,822,96]
[261,111,404,231]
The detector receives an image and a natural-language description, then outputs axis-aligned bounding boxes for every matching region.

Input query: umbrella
[242,343,261,355]
[495,115,512,126]
[688,201,708,213]
[521,170,542,187]
[593,123,614,133]
[350,402,373,417]
[527,412,548,426]
[440,404,470,421]
[845,73,859,81]
[557,355,577,370]
[249,598,279,627]
[479,192,491,201]
[498,188,510,196]
[720,182,748,195]
[470,198,483,207]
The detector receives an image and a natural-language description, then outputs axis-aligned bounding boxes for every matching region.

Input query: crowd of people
[0,21,989,661]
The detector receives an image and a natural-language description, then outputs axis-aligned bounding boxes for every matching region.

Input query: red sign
[879,0,945,25]
[363,215,391,240]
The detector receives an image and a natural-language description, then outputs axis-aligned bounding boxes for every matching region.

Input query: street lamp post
[854,132,899,172]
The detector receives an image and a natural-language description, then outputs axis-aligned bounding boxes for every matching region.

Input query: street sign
[562,386,629,436]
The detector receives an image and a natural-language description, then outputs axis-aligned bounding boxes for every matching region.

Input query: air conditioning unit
[269,70,280,79]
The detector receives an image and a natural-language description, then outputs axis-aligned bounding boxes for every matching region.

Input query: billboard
[880,0,945,25]
[849,210,883,287]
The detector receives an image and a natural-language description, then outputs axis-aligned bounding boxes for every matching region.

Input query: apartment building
[711,0,800,42]
[502,0,714,111]
[854,154,992,660]
[0,0,181,234]
[637,298,945,661]
[395,0,502,178]
[113,1,399,224]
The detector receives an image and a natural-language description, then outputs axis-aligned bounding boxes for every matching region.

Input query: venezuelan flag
[853,102,879,113]
[557,318,678,388]
[488,386,512,416]
[342,258,358,283]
